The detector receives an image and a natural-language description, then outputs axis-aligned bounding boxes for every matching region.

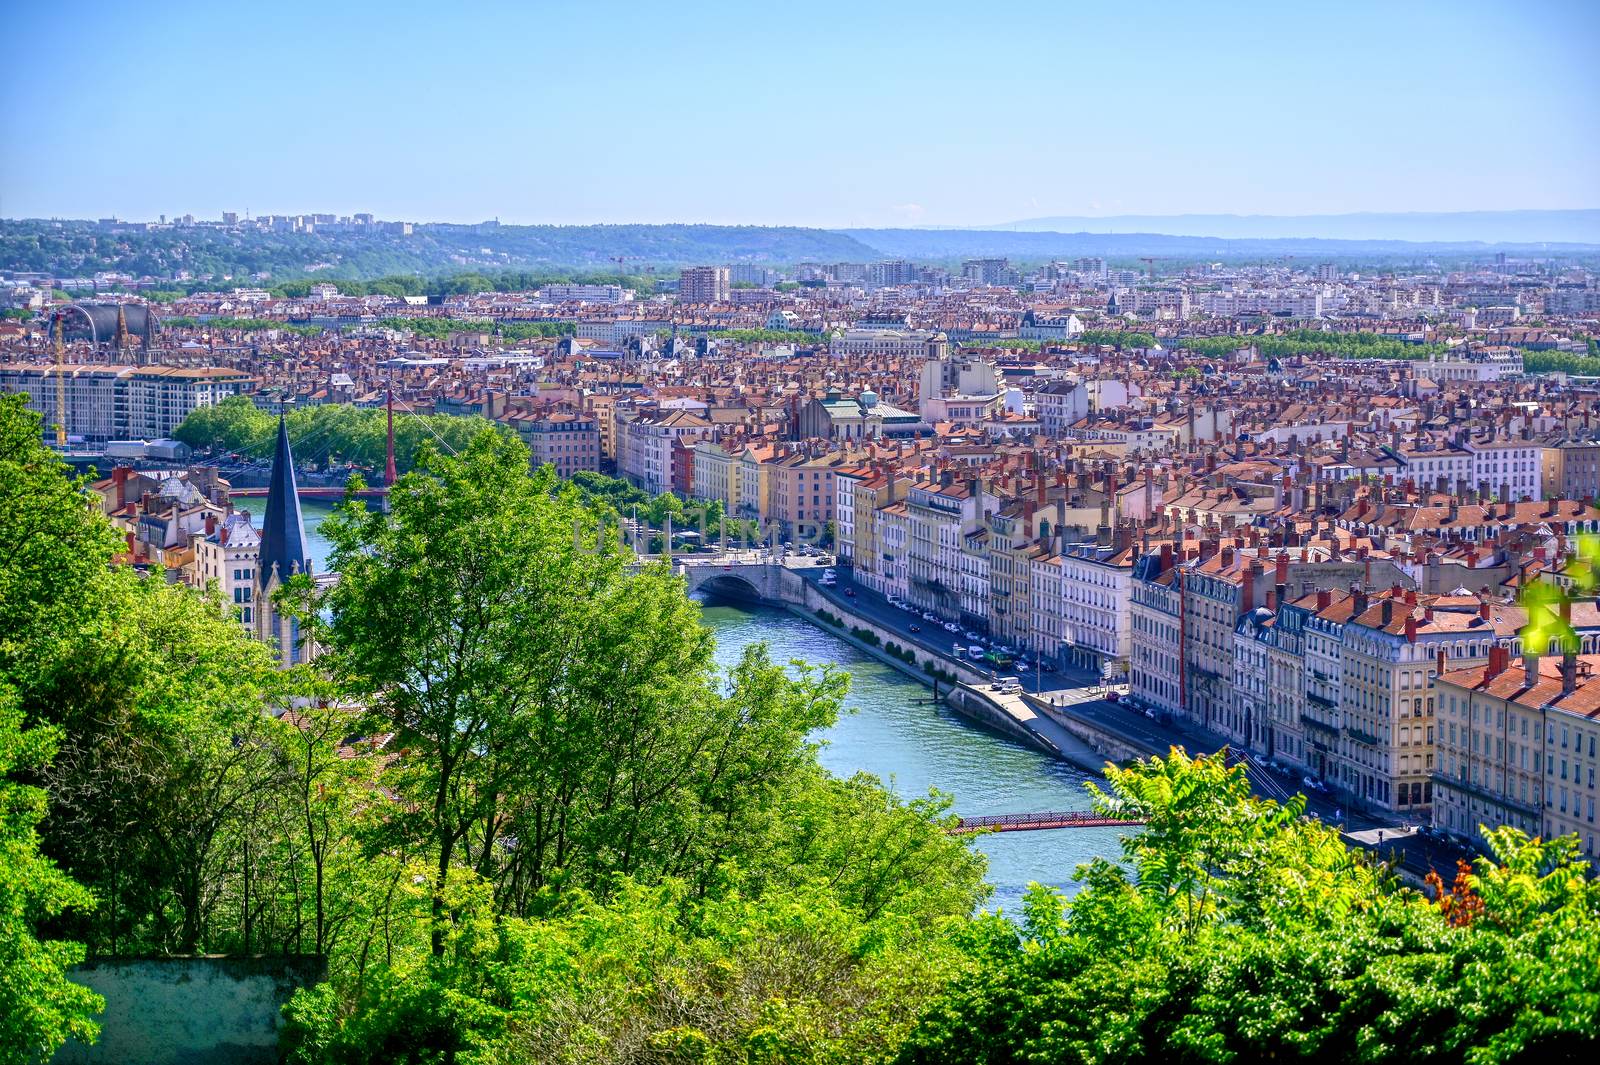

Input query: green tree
[0,685,104,1062]
[0,394,123,685]
[895,750,1600,1065]
[36,574,290,954]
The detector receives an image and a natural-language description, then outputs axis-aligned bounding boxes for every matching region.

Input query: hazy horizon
[2,0,1596,228]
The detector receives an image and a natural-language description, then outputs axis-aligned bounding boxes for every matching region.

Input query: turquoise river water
[298,497,1124,913]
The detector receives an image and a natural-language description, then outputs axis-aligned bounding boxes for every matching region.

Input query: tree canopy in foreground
[2,392,1598,1063]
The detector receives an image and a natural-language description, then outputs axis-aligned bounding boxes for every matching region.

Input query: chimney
[1381,599,1394,627]
[1562,651,1578,696]
[1159,542,1173,572]
[1479,599,1491,622]
[1353,588,1369,616]
[1404,613,1417,643]
[1524,652,1538,690]
[1316,589,1331,611]
[204,512,216,536]
[1274,553,1288,587]
[1436,649,1446,676]
[1484,645,1505,682]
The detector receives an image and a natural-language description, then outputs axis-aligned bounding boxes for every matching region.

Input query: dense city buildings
[6,245,1600,857]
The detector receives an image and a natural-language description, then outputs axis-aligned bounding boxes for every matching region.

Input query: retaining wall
[55,955,326,1065]
[1028,695,1149,763]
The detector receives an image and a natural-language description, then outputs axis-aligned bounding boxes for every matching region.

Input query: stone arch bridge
[675,559,796,603]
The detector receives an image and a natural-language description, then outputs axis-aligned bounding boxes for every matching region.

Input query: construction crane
[51,312,67,448]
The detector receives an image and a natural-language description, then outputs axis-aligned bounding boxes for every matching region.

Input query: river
[298,497,1123,914]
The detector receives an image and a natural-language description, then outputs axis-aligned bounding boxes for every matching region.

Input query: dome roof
[57,302,160,344]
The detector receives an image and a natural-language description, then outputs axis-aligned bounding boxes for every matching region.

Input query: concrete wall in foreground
[55,955,326,1065]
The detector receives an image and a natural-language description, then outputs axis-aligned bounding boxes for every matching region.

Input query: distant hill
[6,216,1597,284]
[841,227,1600,260]
[0,220,879,280]
[965,209,1600,245]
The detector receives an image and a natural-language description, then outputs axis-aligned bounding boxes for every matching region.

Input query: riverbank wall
[776,573,1107,763]
[1027,695,1147,764]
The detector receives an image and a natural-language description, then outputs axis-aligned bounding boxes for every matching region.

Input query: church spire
[259,414,310,587]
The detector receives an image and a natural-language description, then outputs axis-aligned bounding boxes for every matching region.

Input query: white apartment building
[959,528,991,628]
[1034,379,1089,435]
[1057,540,1136,676]
[0,364,251,443]
[1400,445,1474,492]
[1468,437,1544,501]
[1130,547,1184,719]
[542,283,630,303]
[190,511,262,631]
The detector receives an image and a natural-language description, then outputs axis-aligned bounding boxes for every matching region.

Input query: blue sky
[2,0,1595,227]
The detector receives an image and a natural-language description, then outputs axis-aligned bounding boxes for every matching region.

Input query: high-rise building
[961,258,1013,285]
[678,266,730,304]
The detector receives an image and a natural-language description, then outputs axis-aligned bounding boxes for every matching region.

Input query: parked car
[968,645,985,659]
[922,611,937,622]
[942,621,960,632]
[1106,691,1121,703]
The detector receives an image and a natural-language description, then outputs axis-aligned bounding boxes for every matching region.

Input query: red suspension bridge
[230,485,389,500]
[951,810,1145,834]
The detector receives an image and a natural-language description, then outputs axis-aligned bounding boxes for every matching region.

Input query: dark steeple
[259,415,310,586]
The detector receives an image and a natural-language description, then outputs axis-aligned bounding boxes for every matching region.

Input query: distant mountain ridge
[4,216,1598,283]
[965,209,1600,244]
[838,227,1600,261]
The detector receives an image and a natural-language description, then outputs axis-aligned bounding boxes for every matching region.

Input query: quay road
[770,556,1475,885]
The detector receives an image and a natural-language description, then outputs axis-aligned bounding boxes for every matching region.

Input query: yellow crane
[52,313,67,448]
